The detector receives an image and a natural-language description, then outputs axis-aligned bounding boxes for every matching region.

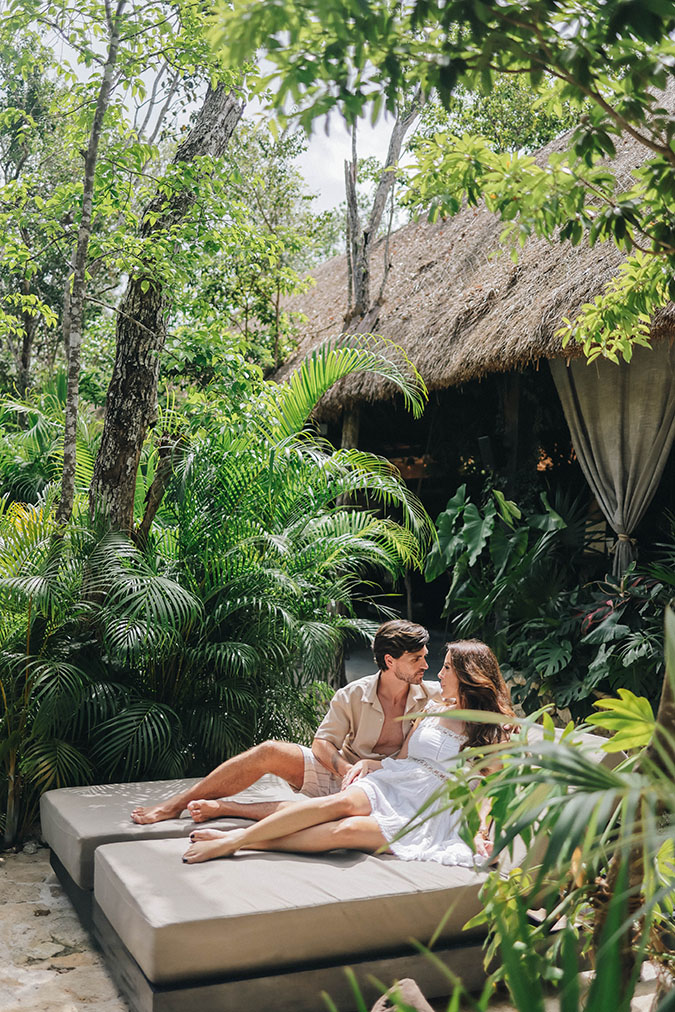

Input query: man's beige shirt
[314,672,441,763]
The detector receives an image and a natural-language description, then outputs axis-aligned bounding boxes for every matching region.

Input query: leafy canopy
[214,0,675,362]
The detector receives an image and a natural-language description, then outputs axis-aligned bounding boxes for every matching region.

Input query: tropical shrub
[425,484,669,716]
[0,499,201,845]
[0,372,102,504]
[0,336,432,844]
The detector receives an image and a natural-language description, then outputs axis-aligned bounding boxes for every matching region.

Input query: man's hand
[341,759,382,789]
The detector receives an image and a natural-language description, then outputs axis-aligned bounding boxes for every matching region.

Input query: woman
[182,639,515,866]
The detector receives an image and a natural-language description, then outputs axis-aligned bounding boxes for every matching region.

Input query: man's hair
[373,620,429,670]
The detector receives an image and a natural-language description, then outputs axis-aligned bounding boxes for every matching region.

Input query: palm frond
[21,738,93,791]
[92,700,181,779]
[260,334,427,441]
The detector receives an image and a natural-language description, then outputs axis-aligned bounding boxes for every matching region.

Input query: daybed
[40,729,612,1012]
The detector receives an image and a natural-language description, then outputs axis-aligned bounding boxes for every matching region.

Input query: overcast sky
[293,114,399,211]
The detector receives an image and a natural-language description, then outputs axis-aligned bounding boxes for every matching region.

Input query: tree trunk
[17,281,37,399]
[344,91,422,328]
[57,0,127,524]
[89,84,244,532]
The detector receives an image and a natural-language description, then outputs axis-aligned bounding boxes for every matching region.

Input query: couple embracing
[131,621,515,866]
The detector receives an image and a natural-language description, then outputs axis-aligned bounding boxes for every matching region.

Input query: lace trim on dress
[435,722,466,741]
[408,755,452,782]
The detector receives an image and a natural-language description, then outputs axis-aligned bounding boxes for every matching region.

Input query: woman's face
[438,652,461,703]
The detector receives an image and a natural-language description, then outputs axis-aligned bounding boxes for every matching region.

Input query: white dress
[357,713,477,867]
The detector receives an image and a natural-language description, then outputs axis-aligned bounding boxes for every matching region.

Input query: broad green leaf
[587,689,656,751]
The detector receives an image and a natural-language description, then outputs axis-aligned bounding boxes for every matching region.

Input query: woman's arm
[474,796,494,859]
[472,758,503,858]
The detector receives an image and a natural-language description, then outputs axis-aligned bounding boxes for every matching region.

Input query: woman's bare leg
[183,816,388,862]
[182,788,371,863]
[187,799,293,822]
[189,828,228,841]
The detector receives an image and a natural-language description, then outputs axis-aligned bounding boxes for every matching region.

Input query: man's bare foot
[187,799,230,822]
[182,829,246,864]
[189,828,227,842]
[131,800,185,825]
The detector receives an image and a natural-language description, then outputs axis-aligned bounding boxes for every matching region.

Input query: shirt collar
[361,672,381,704]
[363,672,435,709]
[406,680,435,711]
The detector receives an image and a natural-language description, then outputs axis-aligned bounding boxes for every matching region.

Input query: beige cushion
[94,838,487,985]
[40,775,298,890]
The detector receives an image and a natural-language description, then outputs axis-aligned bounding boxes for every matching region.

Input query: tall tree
[57,0,128,524]
[89,83,244,532]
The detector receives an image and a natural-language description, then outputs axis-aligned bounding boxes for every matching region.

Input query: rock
[23,841,39,855]
[370,978,435,1012]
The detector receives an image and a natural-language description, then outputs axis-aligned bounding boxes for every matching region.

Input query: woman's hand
[474,828,493,860]
[341,759,382,789]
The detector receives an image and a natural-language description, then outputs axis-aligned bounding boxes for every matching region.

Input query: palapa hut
[280,118,675,579]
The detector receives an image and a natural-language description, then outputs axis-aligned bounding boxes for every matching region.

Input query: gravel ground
[1,842,662,1012]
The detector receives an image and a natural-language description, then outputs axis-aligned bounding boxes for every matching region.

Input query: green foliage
[0,337,431,844]
[586,689,657,752]
[424,481,577,650]
[414,77,579,157]
[215,0,675,361]
[0,374,102,503]
[573,566,671,707]
[425,484,670,715]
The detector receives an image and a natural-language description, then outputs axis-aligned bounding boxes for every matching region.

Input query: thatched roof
[279,112,675,415]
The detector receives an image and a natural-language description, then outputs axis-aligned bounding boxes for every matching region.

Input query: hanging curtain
[550,341,675,577]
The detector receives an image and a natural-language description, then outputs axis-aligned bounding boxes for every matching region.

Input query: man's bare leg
[186,799,293,822]
[130,742,305,824]
[183,814,387,863]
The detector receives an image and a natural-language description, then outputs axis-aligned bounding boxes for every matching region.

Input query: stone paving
[1,842,662,1012]
[1,844,127,1012]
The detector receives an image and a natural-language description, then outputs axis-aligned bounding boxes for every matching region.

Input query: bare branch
[144,68,182,149]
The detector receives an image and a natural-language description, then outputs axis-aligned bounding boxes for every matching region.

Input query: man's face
[385,647,429,684]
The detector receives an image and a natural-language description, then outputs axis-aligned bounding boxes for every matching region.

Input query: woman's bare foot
[182,828,246,864]
[131,799,185,824]
[187,799,230,822]
[189,828,227,842]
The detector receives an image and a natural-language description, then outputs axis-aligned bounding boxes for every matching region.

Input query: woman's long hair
[445,640,516,749]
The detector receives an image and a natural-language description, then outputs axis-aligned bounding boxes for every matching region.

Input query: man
[131,619,437,825]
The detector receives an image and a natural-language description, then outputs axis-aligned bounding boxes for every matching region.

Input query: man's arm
[311,737,354,780]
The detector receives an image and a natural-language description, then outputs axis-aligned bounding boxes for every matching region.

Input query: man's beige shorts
[296,745,342,798]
